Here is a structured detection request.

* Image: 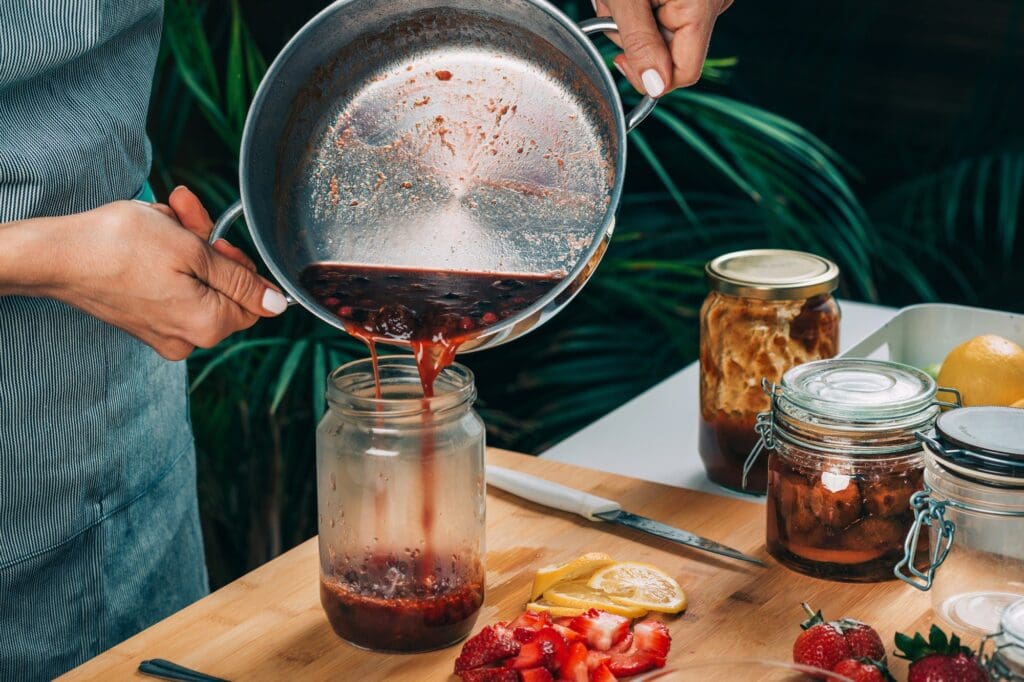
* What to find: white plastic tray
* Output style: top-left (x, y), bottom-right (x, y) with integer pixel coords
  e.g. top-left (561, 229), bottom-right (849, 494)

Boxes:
top-left (841, 303), bottom-right (1024, 367)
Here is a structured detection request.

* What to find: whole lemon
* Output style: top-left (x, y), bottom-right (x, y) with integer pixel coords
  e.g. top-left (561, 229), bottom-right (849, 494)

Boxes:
top-left (937, 334), bottom-right (1024, 407)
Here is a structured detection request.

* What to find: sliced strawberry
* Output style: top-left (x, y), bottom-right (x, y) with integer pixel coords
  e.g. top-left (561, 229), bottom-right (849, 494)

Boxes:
top-left (507, 628), bottom-right (567, 671)
top-left (592, 663), bottom-right (619, 682)
top-left (554, 617), bottom-right (576, 627)
top-left (632, 620), bottom-right (671, 660)
top-left (608, 633), bottom-right (633, 654)
top-left (586, 650), bottom-right (611, 671)
top-left (606, 650), bottom-right (663, 677)
top-left (457, 667), bottom-right (519, 682)
top-left (511, 611), bottom-right (553, 643)
top-left (517, 668), bottom-right (554, 682)
top-left (511, 611), bottom-right (552, 631)
top-left (552, 623), bottom-right (584, 644)
top-left (568, 609), bottom-right (630, 651)
top-left (559, 642), bottom-right (589, 682)
top-left (455, 624), bottom-right (521, 673)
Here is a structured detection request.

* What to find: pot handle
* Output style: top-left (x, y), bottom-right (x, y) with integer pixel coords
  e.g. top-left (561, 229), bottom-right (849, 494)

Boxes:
top-left (578, 17), bottom-right (658, 132)
top-left (211, 200), bottom-right (296, 306)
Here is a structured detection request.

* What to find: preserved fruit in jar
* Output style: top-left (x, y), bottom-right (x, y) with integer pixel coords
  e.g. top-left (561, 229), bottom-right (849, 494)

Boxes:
top-left (756, 359), bottom-right (941, 582)
top-left (699, 250), bottom-right (840, 493)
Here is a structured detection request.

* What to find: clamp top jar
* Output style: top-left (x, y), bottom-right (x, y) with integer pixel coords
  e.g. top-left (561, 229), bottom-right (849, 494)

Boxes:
top-left (699, 249), bottom-right (840, 493)
top-left (897, 406), bottom-right (1024, 636)
top-left (754, 358), bottom-right (951, 582)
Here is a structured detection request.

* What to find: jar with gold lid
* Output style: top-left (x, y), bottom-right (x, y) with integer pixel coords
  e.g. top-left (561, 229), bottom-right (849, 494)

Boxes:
top-left (699, 249), bottom-right (840, 493)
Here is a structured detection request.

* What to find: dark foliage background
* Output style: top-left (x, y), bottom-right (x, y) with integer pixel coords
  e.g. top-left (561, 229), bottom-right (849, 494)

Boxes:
top-left (150, 0), bottom-right (1024, 586)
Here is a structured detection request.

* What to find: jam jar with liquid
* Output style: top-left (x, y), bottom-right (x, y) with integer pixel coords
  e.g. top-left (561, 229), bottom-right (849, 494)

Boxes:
top-left (897, 407), bottom-right (1024, 636)
top-left (699, 249), bottom-right (840, 493)
top-left (317, 356), bottom-right (485, 652)
top-left (754, 359), bottom-right (943, 582)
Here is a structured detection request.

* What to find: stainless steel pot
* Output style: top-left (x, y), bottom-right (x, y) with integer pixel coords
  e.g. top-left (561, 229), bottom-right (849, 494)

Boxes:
top-left (213, 0), bottom-right (654, 352)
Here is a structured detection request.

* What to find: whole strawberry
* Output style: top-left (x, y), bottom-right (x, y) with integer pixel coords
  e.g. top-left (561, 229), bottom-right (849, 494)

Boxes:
top-left (895, 625), bottom-right (988, 682)
top-left (838, 619), bottom-right (886, 661)
top-left (793, 610), bottom-right (851, 674)
top-left (792, 603), bottom-right (889, 673)
top-left (832, 658), bottom-right (895, 682)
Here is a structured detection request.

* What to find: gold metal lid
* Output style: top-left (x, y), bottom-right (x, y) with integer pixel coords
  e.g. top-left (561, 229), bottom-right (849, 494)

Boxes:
top-left (705, 249), bottom-right (840, 300)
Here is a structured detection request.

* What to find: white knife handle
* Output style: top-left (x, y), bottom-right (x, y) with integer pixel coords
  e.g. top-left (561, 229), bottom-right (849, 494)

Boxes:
top-left (486, 465), bottom-right (621, 521)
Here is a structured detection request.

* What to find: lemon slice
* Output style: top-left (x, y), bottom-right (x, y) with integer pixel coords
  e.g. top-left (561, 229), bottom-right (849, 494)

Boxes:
top-left (587, 562), bottom-right (687, 614)
top-left (525, 601), bottom-right (587, 618)
top-left (543, 581), bottom-right (648, 618)
top-left (530, 552), bottom-right (615, 600)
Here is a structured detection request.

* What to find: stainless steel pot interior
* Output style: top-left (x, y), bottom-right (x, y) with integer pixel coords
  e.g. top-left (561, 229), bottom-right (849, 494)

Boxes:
top-left (238, 0), bottom-right (629, 351)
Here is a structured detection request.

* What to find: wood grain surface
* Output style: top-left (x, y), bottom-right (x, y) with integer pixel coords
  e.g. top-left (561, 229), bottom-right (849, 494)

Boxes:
top-left (62, 449), bottom-right (947, 681)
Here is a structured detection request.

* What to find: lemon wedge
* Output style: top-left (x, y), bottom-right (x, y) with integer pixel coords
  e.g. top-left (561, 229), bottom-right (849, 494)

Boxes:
top-left (587, 562), bottom-right (687, 614)
top-left (525, 601), bottom-right (587, 618)
top-left (530, 552), bottom-right (615, 601)
top-left (542, 581), bottom-right (648, 618)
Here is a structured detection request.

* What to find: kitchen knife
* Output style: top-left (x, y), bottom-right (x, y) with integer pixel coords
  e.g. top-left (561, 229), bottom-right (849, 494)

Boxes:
top-left (486, 465), bottom-right (765, 567)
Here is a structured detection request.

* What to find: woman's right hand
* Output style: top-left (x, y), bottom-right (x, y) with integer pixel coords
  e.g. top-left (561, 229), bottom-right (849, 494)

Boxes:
top-left (6, 198), bottom-right (287, 360)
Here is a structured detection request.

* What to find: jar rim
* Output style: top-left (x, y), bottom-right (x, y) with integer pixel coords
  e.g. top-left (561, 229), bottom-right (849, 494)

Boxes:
top-left (326, 355), bottom-right (476, 417)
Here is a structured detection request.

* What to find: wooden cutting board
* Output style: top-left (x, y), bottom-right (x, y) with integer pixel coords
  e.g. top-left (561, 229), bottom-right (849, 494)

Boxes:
top-left (62, 449), bottom-right (947, 681)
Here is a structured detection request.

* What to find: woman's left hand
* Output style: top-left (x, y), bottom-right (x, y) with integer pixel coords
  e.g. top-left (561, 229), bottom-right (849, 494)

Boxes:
top-left (593, 0), bottom-right (733, 97)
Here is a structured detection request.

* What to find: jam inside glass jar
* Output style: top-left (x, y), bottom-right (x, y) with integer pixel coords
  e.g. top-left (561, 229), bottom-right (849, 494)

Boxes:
top-left (700, 250), bottom-right (840, 493)
top-left (317, 357), bottom-right (485, 651)
top-left (756, 359), bottom-right (940, 582)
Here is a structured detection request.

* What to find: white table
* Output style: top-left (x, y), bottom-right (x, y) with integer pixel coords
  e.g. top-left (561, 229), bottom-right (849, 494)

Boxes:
top-left (541, 300), bottom-right (898, 499)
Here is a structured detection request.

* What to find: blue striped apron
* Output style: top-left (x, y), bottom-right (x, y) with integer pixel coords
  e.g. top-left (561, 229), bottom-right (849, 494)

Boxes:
top-left (0, 2), bottom-right (208, 678)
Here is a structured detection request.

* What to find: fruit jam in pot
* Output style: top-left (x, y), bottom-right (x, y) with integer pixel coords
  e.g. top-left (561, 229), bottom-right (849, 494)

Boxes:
top-left (754, 359), bottom-right (943, 581)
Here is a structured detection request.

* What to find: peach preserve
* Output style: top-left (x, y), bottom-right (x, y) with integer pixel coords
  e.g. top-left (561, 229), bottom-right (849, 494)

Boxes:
top-left (699, 250), bottom-right (840, 493)
top-left (755, 359), bottom-right (939, 582)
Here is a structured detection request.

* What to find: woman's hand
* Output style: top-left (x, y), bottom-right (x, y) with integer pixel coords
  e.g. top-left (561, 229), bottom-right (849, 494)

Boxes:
top-left (1, 195), bottom-right (287, 360)
top-left (593, 0), bottom-right (733, 96)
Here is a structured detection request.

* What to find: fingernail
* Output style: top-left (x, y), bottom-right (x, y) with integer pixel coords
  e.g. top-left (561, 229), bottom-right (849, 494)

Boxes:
top-left (612, 61), bottom-right (625, 77)
top-left (641, 69), bottom-right (665, 97)
top-left (262, 289), bottom-right (288, 315)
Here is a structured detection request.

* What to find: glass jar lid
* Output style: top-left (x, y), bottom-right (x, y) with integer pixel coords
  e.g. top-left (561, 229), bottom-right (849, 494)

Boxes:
top-left (928, 407), bottom-right (1024, 484)
top-left (781, 358), bottom-right (937, 421)
top-left (705, 249), bottom-right (839, 300)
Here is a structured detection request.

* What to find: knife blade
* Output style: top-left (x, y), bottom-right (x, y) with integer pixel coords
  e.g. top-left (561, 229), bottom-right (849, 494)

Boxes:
top-left (486, 465), bottom-right (764, 567)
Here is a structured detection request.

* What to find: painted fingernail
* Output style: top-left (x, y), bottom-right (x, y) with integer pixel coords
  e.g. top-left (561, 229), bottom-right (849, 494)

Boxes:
top-left (262, 289), bottom-right (288, 315)
top-left (641, 69), bottom-right (665, 97)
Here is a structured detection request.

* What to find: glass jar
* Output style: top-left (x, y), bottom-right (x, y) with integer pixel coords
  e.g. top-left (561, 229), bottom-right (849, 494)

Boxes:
top-left (753, 358), bottom-right (944, 581)
top-left (317, 356), bottom-right (486, 652)
top-left (896, 407), bottom-right (1024, 636)
top-left (982, 597), bottom-right (1024, 680)
top-left (700, 249), bottom-right (840, 493)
